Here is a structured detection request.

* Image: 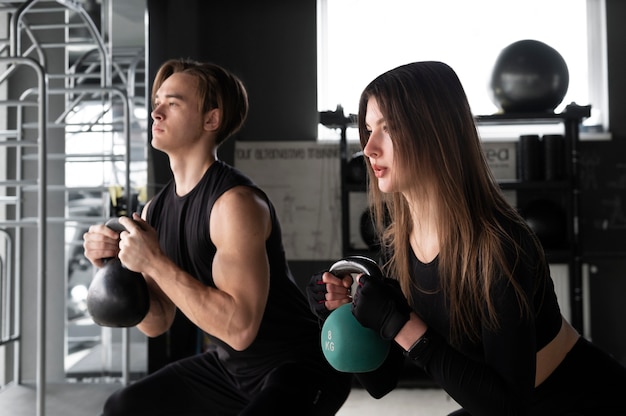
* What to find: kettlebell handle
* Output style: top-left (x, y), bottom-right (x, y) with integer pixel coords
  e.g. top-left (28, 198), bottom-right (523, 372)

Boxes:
top-left (105, 217), bottom-right (128, 233)
top-left (329, 255), bottom-right (383, 281)
top-left (102, 217), bottom-right (133, 266)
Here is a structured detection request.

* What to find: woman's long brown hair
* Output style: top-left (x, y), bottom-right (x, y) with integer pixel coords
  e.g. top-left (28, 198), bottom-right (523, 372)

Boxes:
top-left (357, 61), bottom-right (533, 344)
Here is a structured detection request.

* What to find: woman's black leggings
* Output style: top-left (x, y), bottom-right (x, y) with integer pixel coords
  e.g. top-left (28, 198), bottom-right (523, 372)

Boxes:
top-left (448, 337), bottom-right (626, 416)
top-left (102, 351), bottom-right (352, 416)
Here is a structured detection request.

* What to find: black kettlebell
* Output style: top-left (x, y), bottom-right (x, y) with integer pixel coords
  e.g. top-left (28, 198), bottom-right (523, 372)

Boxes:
top-left (86, 217), bottom-right (150, 327)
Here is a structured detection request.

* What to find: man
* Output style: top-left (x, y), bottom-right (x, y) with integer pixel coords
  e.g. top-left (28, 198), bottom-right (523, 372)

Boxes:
top-left (84, 58), bottom-right (351, 415)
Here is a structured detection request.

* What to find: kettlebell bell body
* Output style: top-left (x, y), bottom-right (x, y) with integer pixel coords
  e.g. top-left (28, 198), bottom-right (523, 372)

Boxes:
top-left (87, 257), bottom-right (150, 327)
top-left (321, 255), bottom-right (390, 373)
top-left (86, 217), bottom-right (150, 327)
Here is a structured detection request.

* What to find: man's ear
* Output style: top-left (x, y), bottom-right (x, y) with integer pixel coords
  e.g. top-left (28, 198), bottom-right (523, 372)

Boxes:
top-left (204, 108), bottom-right (221, 132)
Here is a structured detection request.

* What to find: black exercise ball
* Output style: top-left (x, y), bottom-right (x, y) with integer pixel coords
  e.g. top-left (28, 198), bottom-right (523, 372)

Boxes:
top-left (87, 257), bottom-right (150, 328)
top-left (346, 151), bottom-right (367, 185)
top-left (521, 199), bottom-right (567, 249)
top-left (490, 39), bottom-right (569, 113)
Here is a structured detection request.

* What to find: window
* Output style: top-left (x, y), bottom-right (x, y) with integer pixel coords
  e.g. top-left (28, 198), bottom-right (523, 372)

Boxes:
top-left (317, 0), bottom-right (608, 139)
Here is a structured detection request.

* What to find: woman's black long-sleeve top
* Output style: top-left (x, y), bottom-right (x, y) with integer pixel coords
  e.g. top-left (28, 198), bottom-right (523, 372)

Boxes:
top-left (355, 216), bottom-right (563, 416)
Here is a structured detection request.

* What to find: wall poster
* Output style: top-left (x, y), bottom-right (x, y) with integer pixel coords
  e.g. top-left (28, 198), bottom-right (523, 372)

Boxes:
top-left (234, 140), bottom-right (361, 261)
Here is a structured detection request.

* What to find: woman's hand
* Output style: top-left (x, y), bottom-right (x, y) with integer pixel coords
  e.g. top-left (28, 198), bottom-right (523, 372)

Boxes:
top-left (352, 275), bottom-right (412, 340)
top-left (306, 270), bottom-right (353, 320)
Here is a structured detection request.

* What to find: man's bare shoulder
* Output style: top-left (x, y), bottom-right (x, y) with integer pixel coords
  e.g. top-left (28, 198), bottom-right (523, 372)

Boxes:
top-left (213, 186), bottom-right (269, 221)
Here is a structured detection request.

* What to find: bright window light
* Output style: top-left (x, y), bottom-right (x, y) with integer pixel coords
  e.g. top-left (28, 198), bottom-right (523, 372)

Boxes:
top-left (317, 0), bottom-right (607, 138)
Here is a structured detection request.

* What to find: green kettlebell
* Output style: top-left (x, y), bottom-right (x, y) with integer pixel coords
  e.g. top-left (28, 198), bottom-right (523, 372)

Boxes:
top-left (86, 217), bottom-right (150, 327)
top-left (321, 256), bottom-right (391, 373)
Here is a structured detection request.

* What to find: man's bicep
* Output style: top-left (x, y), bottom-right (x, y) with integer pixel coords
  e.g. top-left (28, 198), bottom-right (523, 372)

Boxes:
top-left (210, 189), bottom-right (271, 307)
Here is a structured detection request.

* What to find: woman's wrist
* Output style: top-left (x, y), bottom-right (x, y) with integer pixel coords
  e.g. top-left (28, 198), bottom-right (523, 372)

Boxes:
top-left (394, 312), bottom-right (428, 351)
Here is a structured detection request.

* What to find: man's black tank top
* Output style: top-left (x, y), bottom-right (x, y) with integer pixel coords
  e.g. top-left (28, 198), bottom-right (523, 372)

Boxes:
top-left (146, 160), bottom-right (322, 381)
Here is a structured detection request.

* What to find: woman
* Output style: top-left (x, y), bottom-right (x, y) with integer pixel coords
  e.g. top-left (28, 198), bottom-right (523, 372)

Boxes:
top-left (307, 61), bottom-right (626, 415)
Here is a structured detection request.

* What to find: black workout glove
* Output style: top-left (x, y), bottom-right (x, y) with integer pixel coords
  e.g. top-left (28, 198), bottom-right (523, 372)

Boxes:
top-left (306, 270), bottom-right (331, 321)
top-left (352, 275), bottom-right (412, 340)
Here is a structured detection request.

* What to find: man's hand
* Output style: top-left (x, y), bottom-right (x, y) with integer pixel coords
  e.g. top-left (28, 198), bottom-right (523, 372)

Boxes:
top-left (83, 223), bottom-right (122, 268)
top-left (117, 213), bottom-right (163, 274)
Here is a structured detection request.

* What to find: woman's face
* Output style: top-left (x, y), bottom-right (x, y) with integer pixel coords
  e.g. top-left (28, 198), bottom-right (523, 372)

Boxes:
top-left (363, 96), bottom-right (400, 194)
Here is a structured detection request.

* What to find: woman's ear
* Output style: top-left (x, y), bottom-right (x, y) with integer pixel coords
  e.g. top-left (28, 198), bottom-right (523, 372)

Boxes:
top-left (204, 108), bottom-right (221, 132)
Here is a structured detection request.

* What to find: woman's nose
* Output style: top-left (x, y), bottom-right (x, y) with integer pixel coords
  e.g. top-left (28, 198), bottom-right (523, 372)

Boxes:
top-left (363, 136), bottom-right (378, 158)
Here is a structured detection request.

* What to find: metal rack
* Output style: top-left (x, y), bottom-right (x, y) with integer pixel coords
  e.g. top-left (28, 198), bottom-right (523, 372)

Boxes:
top-left (0, 1), bottom-right (147, 415)
top-left (0, 54), bottom-right (48, 415)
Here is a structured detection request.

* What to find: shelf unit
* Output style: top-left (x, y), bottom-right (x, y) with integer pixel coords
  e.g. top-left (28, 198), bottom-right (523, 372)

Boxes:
top-left (334, 103), bottom-right (591, 333)
top-left (320, 108), bottom-right (373, 258)
top-left (476, 103), bottom-right (591, 332)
